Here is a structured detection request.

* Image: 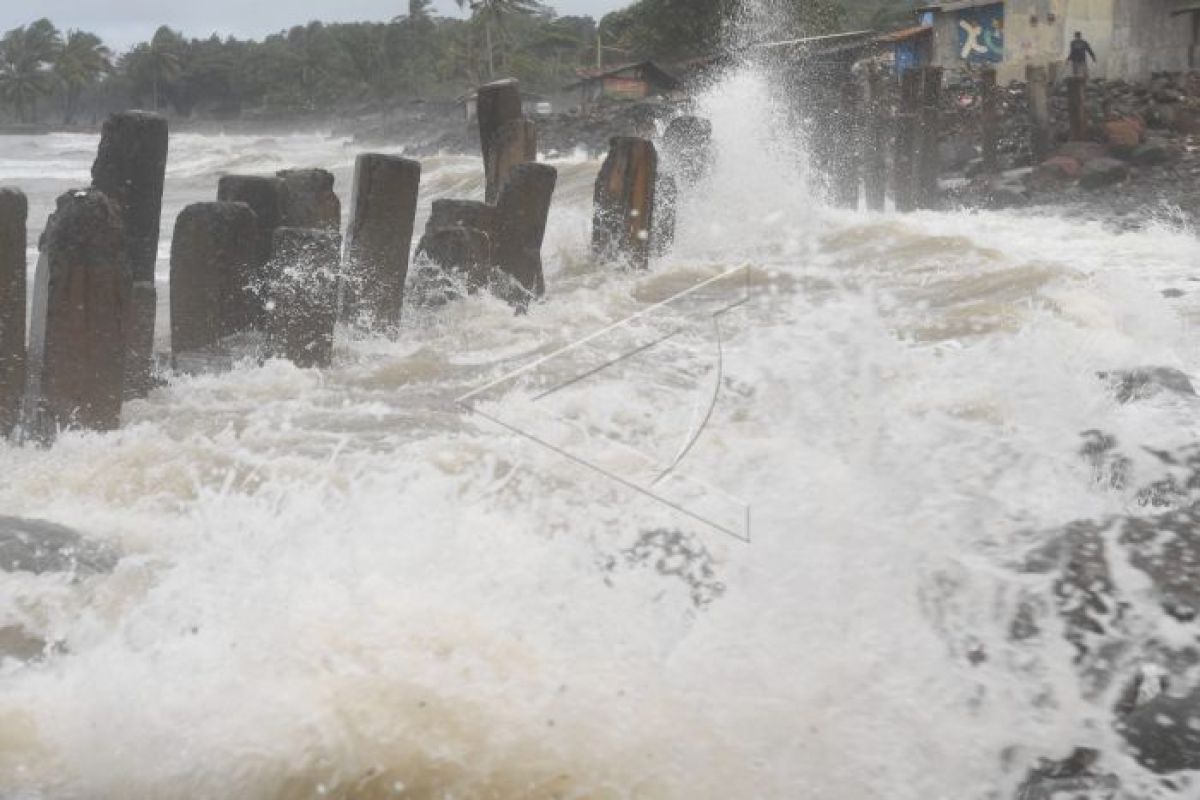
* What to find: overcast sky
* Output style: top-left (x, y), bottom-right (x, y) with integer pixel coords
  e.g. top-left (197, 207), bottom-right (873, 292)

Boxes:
top-left (0, 0), bottom-right (629, 52)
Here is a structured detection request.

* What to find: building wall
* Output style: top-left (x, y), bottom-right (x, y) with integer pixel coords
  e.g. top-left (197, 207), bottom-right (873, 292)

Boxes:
top-left (1107, 0), bottom-right (1190, 78)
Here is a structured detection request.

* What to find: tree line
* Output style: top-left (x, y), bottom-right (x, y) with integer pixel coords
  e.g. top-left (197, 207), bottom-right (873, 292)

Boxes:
top-left (0, 0), bottom-right (918, 125)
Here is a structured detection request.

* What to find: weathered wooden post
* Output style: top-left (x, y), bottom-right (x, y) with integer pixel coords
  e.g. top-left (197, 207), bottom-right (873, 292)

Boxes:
top-left (477, 79), bottom-right (534, 203)
top-left (1067, 76), bottom-right (1088, 141)
top-left (343, 154), bottom-right (421, 327)
top-left (276, 168), bottom-right (340, 231)
top-left (980, 67), bottom-right (999, 173)
top-left (652, 173), bottom-right (678, 256)
top-left (829, 77), bottom-right (861, 208)
top-left (918, 66), bottom-right (943, 209)
top-left (593, 136), bottom-right (657, 270)
top-left (493, 162), bottom-right (557, 305)
top-left (90, 111), bottom-right (168, 400)
top-left (0, 188), bottom-right (25, 437)
top-left (264, 227), bottom-right (340, 369)
top-left (894, 68), bottom-right (921, 213)
top-left (864, 65), bottom-right (888, 212)
top-left (217, 174), bottom-right (287, 328)
top-left (169, 202), bottom-right (258, 357)
top-left (27, 190), bottom-right (129, 434)
top-left (1026, 64), bottom-right (1051, 162)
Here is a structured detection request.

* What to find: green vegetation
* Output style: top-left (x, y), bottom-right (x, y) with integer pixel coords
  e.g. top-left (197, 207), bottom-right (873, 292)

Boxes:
top-left (0, 1), bottom-right (920, 125)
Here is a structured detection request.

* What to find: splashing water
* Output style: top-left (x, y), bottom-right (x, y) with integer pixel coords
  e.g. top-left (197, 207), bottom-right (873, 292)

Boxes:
top-left (2, 27), bottom-right (1200, 800)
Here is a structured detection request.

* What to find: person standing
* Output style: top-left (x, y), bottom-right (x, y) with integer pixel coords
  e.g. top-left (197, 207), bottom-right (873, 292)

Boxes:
top-left (1067, 31), bottom-right (1097, 78)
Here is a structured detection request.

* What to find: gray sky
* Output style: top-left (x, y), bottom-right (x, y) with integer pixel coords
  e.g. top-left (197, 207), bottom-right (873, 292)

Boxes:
top-left (0, 0), bottom-right (629, 52)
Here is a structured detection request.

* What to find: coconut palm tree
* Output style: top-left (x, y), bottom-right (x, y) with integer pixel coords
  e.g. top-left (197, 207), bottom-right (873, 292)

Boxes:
top-left (454, 0), bottom-right (545, 80)
top-left (54, 30), bottom-right (111, 124)
top-left (0, 20), bottom-right (59, 122)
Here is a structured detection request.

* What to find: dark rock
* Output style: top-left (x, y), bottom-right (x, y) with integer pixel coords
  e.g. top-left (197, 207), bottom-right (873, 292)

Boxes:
top-left (1131, 140), bottom-right (1173, 166)
top-left (1099, 366), bottom-right (1195, 403)
top-left (0, 515), bottom-right (119, 575)
top-left (1078, 157), bottom-right (1129, 190)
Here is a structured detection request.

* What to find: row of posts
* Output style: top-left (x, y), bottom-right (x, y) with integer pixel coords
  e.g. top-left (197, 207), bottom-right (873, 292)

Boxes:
top-left (822, 63), bottom-right (1092, 211)
top-left (0, 79), bottom-right (699, 443)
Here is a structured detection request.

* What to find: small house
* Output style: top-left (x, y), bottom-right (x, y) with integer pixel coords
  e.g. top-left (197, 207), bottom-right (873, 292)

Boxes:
top-left (564, 62), bottom-right (681, 111)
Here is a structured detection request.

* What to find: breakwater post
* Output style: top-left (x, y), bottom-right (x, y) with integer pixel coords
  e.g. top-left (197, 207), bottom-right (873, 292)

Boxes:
top-left (264, 227), bottom-right (340, 369)
top-left (169, 202), bottom-right (258, 358)
top-left (0, 189), bottom-right (25, 437)
top-left (1027, 64), bottom-right (1051, 162)
top-left (593, 136), bottom-right (657, 270)
top-left (894, 68), bottom-right (921, 213)
top-left (918, 66), bottom-right (943, 209)
top-left (277, 168), bottom-right (341, 231)
top-left (864, 65), bottom-right (888, 212)
top-left (478, 79), bottom-right (536, 203)
top-left (493, 162), bottom-right (556, 304)
top-left (217, 174), bottom-right (287, 329)
top-left (343, 154), bottom-right (421, 328)
top-left (980, 67), bottom-right (999, 173)
top-left (90, 111), bottom-right (168, 400)
top-left (27, 190), bottom-right (130, 435)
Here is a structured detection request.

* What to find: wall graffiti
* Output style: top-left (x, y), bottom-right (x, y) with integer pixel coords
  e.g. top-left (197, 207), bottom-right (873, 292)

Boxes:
top-left (957, 3), bottom-right (1004, 63)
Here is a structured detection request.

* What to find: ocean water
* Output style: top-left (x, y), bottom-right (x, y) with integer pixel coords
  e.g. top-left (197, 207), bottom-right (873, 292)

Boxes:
top-left (1, 65), bottom-right (1199, 799)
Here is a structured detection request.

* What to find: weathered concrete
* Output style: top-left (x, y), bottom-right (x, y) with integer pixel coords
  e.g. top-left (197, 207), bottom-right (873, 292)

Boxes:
top-left (893, 69), bottom-right (921, 213)
top-left (662, 116), bottom-right (714, 187)
top-left (918, 67), bottom-right (943, 209)
top-left (27, 190), bottom-right (130, 433)
top-left (264, 227), bottom-right (340, 368)
top-left (217, 174), bottom-right (287, 327)
top-left (276, 168), bottom-right (340, 231)
top-left (1027, 64), bottom-right (1051, 162)
top-left (90, 111), bottom-right (168, 399)
top-left (980, 67), bottom-right (998, 173)
top-left (169, 202), bottom-right (259, 356)
top-left (0, 188), bottom-right (26, 437)
top-left (343, 154), bottom-right (421, 327)
top-left (493, 162), bottom-right (556, 305)
top-left (477, 79), bottom-right (524, 201)
top-left (592, 136), bottom-right (657, 270)
top-left (485, 118), bottom-right (537, 204)
top-left (413, 227), bottom-right (492, 302)
top-left (864, 66), bottom-right (887, 211)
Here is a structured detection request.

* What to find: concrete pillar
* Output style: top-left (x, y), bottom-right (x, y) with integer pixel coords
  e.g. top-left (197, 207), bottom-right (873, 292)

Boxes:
top-left (1067, 76), bottom-right (1088, 141)
top-left (276, 168), bottom-right (340, 231)
top-left (652, 173), bottom-right (678, 257)
top-left (90, 111), bottom-right (168, 399)
top-left (864, 66), bottom-right (887, 212)
top-left (264, 227), bottom-right (340, 369)
top-left (918, 66), bottom-right (943, 209)
top-left (894, 68), bottom-right (921, 213)
top-left (485, 118), bottom-right (536, 204)
top-left (493, 162), bottom-right (556, 306)
top-left (1027, 64), bottom-right (1051, 162)
top-left (662, 116), bottom-right (713, 187)
top-left (477, 79), bottom-right (524, 201)
top-left (343, 154), bottom-right (421, 328)
top-left (169, 202), bottom-right (258, 357)
top-left (0, 189), bottom-right (25, 437)
top-left (592, 136), bottom-right (657, 270)
top-left (27, 190), bottom-right (130, 434)
top-left (414, 200), bottom-right (496, 297)
top-left (217, 174), bottom-right (287, 328)
top-left (980, 67), bottom-right (999, 173)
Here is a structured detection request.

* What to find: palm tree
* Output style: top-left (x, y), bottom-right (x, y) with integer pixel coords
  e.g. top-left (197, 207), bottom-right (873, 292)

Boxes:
top-left (454, 0), bottom-right (545, 80)
top-left (54, 30), bottom-right (111, 124)
top-left (0, 20), bottom-right (59, 122)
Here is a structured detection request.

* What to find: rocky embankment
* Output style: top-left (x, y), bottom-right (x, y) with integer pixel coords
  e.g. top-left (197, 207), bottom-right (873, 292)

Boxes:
top-left (944, 72), bottom-right (1200, 225)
